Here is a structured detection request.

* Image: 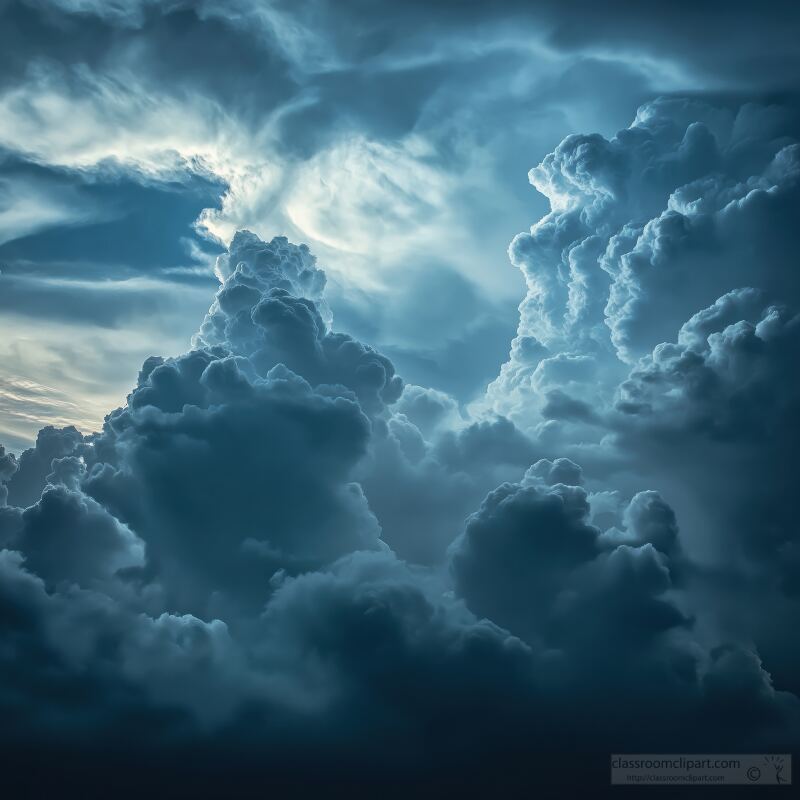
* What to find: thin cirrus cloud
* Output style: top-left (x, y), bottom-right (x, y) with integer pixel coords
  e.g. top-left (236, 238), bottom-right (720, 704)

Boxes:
top-left (0, 373), bottom-right (86, 449)
top-left (0, 173), bottom-right (112, 245)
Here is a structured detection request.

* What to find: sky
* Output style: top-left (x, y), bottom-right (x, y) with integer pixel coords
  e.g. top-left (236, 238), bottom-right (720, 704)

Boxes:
top-left (1, 0), bottom-right (800, 795)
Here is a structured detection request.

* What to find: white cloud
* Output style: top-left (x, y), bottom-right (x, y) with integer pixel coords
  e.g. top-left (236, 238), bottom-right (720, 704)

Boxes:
top-left (0, 61), bottom-right (266, 183)
top-left (26, 0), bottom-right (172, 26)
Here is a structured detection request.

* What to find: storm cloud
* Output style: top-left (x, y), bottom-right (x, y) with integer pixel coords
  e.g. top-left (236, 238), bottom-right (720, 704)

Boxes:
top-left (3, 200), bottom-right (800, 794)
top-left (2, 1), bottom-right (800, 796)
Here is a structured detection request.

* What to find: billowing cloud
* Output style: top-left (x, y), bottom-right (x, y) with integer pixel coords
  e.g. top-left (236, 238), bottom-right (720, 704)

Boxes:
top-left (4, 424), bottom-right (82, 508)
top-left (481, 94), bottom-right (800, 700)
top-left (487, 98), bottom-right (800, 429)
top-left (2, 1), bottom-right (800, 792)
top-left (2, 212), bottom-right (799, 792)
top-left (195, 231), bottom-right (402, 412)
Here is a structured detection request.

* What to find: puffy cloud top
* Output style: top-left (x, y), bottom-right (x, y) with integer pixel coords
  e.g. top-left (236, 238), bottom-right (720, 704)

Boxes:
top-left (195, 230), bottom-right (402, 414)
top-left (488, 98), bottom-right (800, 433)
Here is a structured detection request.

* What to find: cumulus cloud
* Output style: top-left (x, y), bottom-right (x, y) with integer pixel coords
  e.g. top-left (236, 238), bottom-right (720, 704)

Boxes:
top-left (486, 99), bottom-right (800, 459)
top-left (194, 231), bottom-right (402, 413)
top-left (87, 356), bottom-right (384, 615)
top-left (1, 208), bottom-right (799, 794)
top-left (2, 3), bottom-right (800, 785)
top-left (11, 478), bottom-right (145, 589)
top-left (610, 289), bottom-right (800, 685)
top-left (4, 424), bottom-right (82, 508)
top-left (479, 95), bottom-right (800, 701)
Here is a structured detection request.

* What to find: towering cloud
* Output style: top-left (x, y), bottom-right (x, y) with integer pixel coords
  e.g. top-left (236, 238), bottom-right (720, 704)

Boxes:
top-left (2, 95), bottom-right (800, 795)
top-left (483, 94), bottom-right (800, 697)
top-left (488, 98), bottom-right (800, 422)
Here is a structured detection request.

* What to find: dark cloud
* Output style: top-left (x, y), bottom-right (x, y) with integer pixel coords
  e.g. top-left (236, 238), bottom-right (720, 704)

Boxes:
top-left (4, 424), bottom-right (82, 507)
top-left (0, 443), bottom-right (17, 493)
top-left (11, 478), bottom-right (144, 589)
top-left (21, 0), bottom-right (800, 93)
top-left (0, 1), bottom-right (297, 109)
top-left (449, 477), bottom-right (600, 641)
top-left (486, 93), bottom-right (800, 706)
top-left (611, 290), bottom-right (800, 689)
top-left (535, 0), bottom-right (800, 90)
top-left (1, 0), bottom-right (800, 791)
top-left (86, 357), bottom-right (382, 615)
top-left (1, 223), bottom-right (800, 793)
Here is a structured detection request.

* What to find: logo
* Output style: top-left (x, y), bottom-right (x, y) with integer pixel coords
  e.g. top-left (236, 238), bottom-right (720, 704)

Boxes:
top-left (765, 755), bottom-right (787, 785)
